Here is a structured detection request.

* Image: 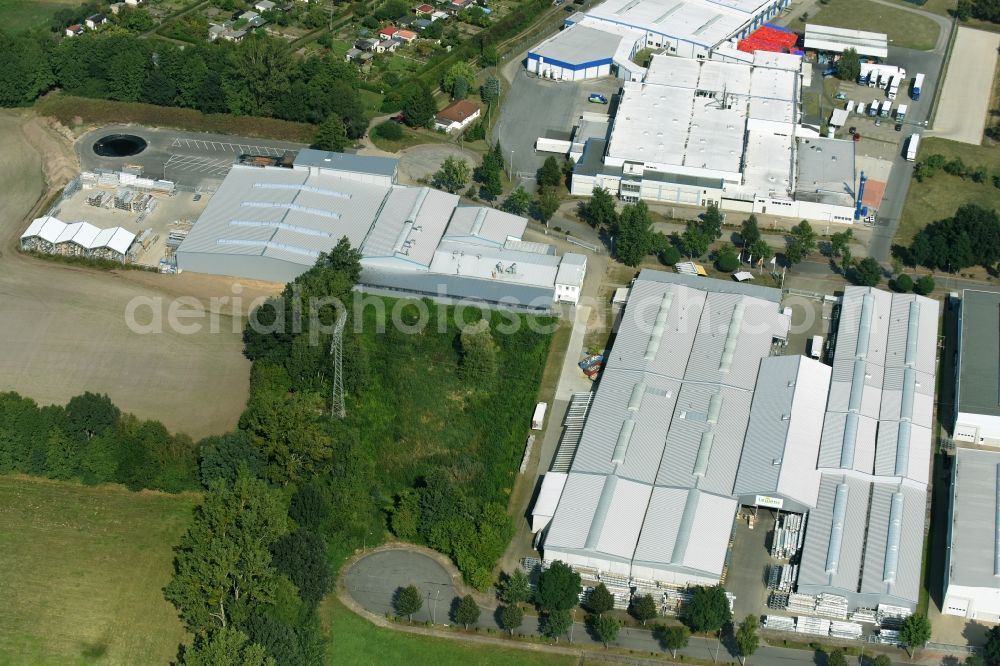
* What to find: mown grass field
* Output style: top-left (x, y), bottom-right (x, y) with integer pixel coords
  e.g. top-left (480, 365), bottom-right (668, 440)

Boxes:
top-left (0, 0), bottom-right (77, 33)
top-left (896, 137), bottom-right (1000, 245)
top-left (35, 93), bottom-right (317, 143)
top-left (797, 0), bottom-right (941, 50)
top-left (322, 596), bottom-right (576, 666)
top-left (0, 476), bottom-right (197, 665)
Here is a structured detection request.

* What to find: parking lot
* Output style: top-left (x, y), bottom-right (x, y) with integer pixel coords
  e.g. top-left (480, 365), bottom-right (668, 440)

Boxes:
top-left (77, 125), bottom-right (306, 188)
top-left (495, 69), bottom-right (620, 189)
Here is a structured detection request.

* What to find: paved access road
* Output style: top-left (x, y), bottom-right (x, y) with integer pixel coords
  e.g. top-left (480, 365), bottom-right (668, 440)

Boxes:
top-left (343, 546), bottom-right (952, 665)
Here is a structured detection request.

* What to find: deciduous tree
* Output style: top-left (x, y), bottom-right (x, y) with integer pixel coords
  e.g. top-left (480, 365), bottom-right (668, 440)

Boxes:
top-left (740, 214), bottom-right (761, 246)
top-left (536, 560), bottom-right (581, 612)
top-left (180, 627), bottom-right (274, 666)
top-left (454, 594), bottom-right (480, 629)
top-left (164, 473), bottom-right (290, 632)
top-left (579, 186), bottom-right (618, 231)
top-left (542, 608), bottom-right (572, 642)
top-left (785, 220), bottom-right (818, 266)
top-left (500, 604), bottom-right (524, 635)
top-left (735, 614), bottom-right (759, 664)
top-left (313, 114), bottom-right (349, 152)
top-left (655, 624), bottom-right (690, 658)
top-left (402, 83), bottom-right (436, 128)
top-left (682, 585), bottom-right (731, 634)
top-left (536, 187), bottom-right (560, 226)
top-left (536, 156), bottom-right (563, 189)
top-left (590, 613), bottom-right (620, 647)
top-left (914, 274), bottom-right (936, 295)
top-left (586, 583), bottom-right (614, 615)
top-left (499, 568), bottom-right (532, 605)
top-left (395, 585), bottom-right (423, 622)
top-left (835, 48), bottom-right (861, 81)
top-left (615, 200), bottom-right (653, 266)
top-left (900, 612), bottom-right (931, 657)
top-left (433, 156), bottom-right (471, 194)
top-left (630, 593), bottom-right (658, 626)
top-left (503, 186), bottom-right (532, 215)
top-left (851, 256), bottom-right (883, 286)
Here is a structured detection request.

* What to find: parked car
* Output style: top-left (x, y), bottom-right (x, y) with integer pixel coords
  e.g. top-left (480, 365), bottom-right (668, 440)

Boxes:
top-left (848, 126), bottom-right (857, 134)
top-left (588, 93), bottom-right (608, 104)
top-left (835, 91), bottom-right (847, 100)
top-left (894, 122), bottom-right (902, 131)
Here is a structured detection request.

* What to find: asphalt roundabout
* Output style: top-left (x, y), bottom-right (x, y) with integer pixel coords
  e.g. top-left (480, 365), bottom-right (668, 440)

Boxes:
top-left (343, 548), bottom-right (459, 624)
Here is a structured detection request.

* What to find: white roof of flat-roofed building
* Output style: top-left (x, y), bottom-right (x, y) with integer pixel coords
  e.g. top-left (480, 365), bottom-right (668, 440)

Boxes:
top-left (529, 23), bottom-right (624, 66)
top-left (584, 0), bottom-right (770, 49)
top-left (556, 253), bottom-right (587, 287)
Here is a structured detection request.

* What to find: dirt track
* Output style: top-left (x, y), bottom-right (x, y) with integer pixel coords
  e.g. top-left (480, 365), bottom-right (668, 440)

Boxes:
top-left (932, 27), bottom-right (1000, 145)
top-left (0, 111), bottom-right (272, 438)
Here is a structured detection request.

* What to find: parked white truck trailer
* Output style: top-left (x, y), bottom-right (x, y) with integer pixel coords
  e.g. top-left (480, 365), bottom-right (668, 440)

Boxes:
top-left (879, 100), bottom-right (892, 117)
top-left (896, 104), bottom-right (908, 121)
top-left (888, 76), bottom-right (900, 100)
top-left (906, 133), bottom-right (920, 161)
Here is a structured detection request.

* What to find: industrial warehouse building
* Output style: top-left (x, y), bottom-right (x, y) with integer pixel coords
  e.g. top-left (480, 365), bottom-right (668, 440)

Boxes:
top-left (527, 0), bottom-right (793, 80)
top-left (796, 287), bottom-right (938, 611)
top-left (953, 290), bottom-right (1000, 445)
top-left (943, 447), bottom-right (1000, 621)
top-left (534, 277), bottom-right (938, 612)
top-left (175, 149), bottom-right (586, 309)
top-left (943, 291), bottom-right (1000, 621)
top-left (566, 53), bottom-right (857, 223)
top-left (803, 24), bottom-right (888, 60)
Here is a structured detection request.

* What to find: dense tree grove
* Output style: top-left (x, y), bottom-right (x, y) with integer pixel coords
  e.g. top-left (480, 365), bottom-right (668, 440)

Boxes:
top-left (907, 204), bottom-right (1000, 271)
top-left (0, 390), bottom-right (198, 491)
top-left (0, 30), bottom-right (370, 137)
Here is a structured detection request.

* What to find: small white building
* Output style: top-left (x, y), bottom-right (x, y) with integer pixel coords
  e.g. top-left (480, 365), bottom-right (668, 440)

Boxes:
top-left (433, 100), bottom-right (481, 133)
top-left (65, 24), bottom-right (84, 37)
top-left (254, 0), bottom-right (277, 11)
top-left (554, 253), bottom-right (587, 305)
top-left (954, 290), bottom-right (1000, 445)
top-left (85, 13), bottom-right (108, 29)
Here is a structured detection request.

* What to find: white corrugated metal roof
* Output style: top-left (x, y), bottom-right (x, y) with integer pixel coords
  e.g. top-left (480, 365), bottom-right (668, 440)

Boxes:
top-left (21, 216), bottom-right (135, 255)
top-left (543, 270), bottom-right (789, 583)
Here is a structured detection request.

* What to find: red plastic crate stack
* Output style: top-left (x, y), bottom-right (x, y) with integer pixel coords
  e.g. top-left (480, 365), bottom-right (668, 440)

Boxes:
top-left (737, 24), bottom-right (799, 54)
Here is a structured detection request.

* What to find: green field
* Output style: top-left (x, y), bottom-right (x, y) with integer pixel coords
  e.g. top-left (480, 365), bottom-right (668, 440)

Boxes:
top-left (0, 0), bottom-right (77, 33)
top-left (798, 0), bottom-right (941, 50)
top-left (0, 476), bottom-right (197, 665)
top-left (322, 597), bottom-right (576, 666)
top-left (896, 137), bottom-right (1000, 245)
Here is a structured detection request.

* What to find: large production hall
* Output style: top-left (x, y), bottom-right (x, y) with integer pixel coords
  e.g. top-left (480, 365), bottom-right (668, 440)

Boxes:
top-left (532, 271), bottom-right (939, 633)
top-left (175, 149), bottom-right (586, 308)
top-left (567, 53), bottom-right (857, 223)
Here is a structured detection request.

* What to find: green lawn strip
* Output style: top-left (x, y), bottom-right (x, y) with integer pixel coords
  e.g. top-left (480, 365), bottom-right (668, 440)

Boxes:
top-left (0, 0), bottom-right (77, 33)
top-left (895, 137), bottom-right (1000, 245)
top-left (322, 592), bottom-right (575, 665)
top-left (797, 0), bottom-right (940, 50)
top-left (371, 125), bottom-right (454, 152)
top-left (0, 475), bottom-right (197, 665)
